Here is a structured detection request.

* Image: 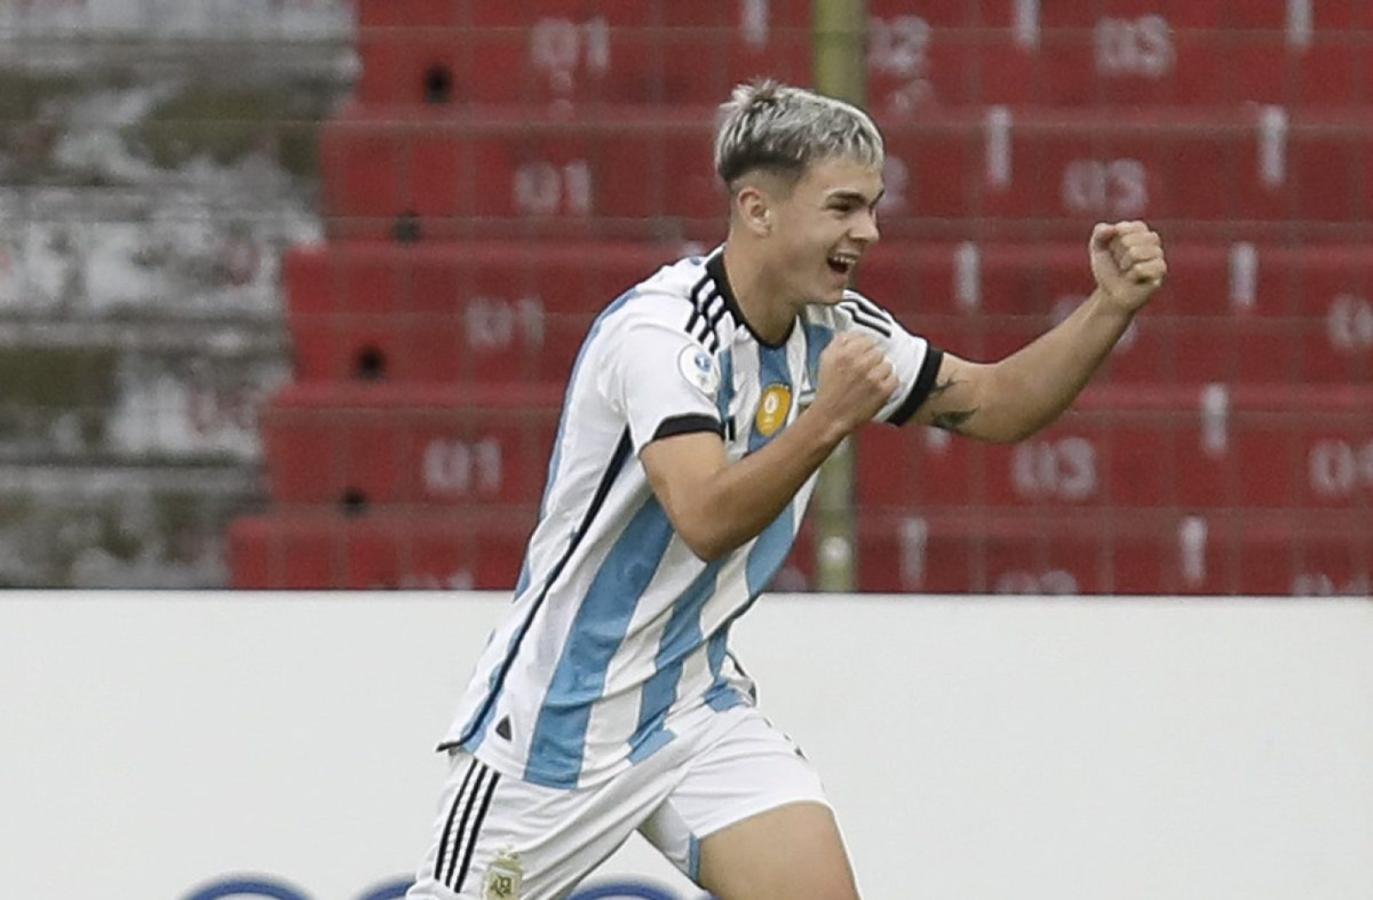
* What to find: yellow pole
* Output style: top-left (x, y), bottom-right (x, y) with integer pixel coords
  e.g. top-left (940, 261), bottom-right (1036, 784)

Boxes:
top-left (811, 0), bottom-right (867, 592)
top-left (813, 0), bottom-right (868, 106)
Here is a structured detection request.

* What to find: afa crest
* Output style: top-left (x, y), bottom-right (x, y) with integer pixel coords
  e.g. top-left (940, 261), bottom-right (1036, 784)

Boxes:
top-left (482, 849), bottom-right (523, 899)
top-left (754, 384), bottom-right (792, 438)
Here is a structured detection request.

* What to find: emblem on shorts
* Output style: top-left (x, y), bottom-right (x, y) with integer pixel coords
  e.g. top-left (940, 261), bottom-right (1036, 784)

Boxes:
top-left (677, 345), bottom-right (720, 397)
top-left (754, 384), bottom-right (792, 438)
top-left (482, 848), bottom-right (523, 899)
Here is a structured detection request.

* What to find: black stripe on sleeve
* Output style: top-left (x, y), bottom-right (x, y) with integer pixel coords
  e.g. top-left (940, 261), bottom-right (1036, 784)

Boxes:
top-left (703, 292), bottom-right (729, 350)
top-left (684, 272), bottom-right (711, 337)
top-left (840, 302), bottom-right (894, 338)
top-left (694, 291), bottom-right (723, 346)
top-left (454, 770), bottom-right (503, 893)
top-left (886, 346), bottom-right (946, 427)
top-left (651, 414), bottom-right (724, 443)
top-left (845, 294), bottom-right (894, 325)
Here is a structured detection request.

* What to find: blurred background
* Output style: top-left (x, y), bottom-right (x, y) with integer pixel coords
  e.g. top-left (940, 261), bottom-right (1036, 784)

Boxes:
top-left (1, 0), bottom-right (1369, 594)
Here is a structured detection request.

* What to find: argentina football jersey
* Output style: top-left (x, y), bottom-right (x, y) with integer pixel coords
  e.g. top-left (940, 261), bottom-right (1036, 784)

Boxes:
top-left (440, 248), bottom-right (943, 790)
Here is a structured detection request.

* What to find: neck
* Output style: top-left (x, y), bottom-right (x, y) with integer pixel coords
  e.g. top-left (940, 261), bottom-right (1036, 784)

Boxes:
top-left (721, 239), bottom-right (795, 346)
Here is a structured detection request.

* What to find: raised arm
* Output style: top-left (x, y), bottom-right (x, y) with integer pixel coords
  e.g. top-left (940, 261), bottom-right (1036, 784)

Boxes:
top-left (911, 220), bottom-right (1167, 443)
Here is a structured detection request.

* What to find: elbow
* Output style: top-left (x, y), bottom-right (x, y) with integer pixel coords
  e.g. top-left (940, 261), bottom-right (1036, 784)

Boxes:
top-left (672, 505), bottom-right (737, 561)
top-left (677, 525), bottom-right (733, 563)
top-left (995, 419), bottom-right (1045, 445)
top-left (979, 415), bottom-right (1052, 445)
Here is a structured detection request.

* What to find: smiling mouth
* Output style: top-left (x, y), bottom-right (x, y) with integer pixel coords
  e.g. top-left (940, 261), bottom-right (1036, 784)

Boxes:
top-left (827, 253), bottom-right (858, 277)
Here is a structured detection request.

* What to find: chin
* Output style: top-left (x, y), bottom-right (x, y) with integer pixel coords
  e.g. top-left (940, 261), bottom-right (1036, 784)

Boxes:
top-left (821, 280), bottom-right (849, 304)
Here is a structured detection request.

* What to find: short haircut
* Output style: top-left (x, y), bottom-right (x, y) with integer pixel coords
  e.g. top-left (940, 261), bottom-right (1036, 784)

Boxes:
top-left (714, 80), bottom-right (885, 189)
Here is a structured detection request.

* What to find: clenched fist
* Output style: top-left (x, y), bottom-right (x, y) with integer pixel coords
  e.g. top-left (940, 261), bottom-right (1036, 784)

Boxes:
top-left (810, 332), bottom-right (899, 436)
top-left (1090, 220), bottom-right (1167, 313)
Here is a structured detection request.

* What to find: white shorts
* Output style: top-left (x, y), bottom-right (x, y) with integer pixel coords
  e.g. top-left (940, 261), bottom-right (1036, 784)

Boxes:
top-left (404, 704), bottom-right (830, 900)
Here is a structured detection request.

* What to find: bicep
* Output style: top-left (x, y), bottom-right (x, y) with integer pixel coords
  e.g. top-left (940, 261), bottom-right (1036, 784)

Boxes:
top-left (639, 431), bottom-right (728, 538)
top-left (908, 351), bottom-right (997, 437)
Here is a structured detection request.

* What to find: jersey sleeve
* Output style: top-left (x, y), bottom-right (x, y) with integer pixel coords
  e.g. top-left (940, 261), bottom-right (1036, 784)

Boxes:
top-left (837, 291), bottom-right (945, 426)
top-left (597, 300), bottom-right (725, 454)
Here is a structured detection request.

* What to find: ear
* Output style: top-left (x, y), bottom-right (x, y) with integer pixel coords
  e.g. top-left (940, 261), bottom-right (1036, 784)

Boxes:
top-left (734, 184), bottom-right (773, 237)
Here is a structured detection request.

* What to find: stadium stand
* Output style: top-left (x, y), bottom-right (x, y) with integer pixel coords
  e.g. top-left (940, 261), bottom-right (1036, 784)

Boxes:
top-left (0, 1), bottom-right (354, 587)
top-left (231, 0), bottom-right (1371, 595)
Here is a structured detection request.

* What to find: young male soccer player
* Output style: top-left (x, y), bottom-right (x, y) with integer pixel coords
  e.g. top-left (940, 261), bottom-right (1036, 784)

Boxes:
top-left (405, 81), bottom-right (1166, 900)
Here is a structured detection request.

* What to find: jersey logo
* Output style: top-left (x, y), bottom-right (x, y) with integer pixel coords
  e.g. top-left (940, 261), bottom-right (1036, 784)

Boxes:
top-left (677, 345), bottom-right (720, 397)
top-left (754, 384), bottom-right (792, 438)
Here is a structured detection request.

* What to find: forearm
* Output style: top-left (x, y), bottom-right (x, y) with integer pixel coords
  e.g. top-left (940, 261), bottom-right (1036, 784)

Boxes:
top-left (983, 289), bottom-right (1134, 441)
top-left (668, 411), bottom-right (844, 560)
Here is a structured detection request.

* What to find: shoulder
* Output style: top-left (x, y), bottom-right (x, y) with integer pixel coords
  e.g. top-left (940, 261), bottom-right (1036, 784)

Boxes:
top-left (599, 253), bottom-right (709, 329)
top-left (604, 251), bottom-right (732, 351)
top-left (835, 290), bottom-right (897, 338)
top-left (802, 291), bottom-right (898, 339)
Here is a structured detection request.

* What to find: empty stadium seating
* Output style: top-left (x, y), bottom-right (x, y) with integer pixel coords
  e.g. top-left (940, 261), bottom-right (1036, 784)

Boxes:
top-left (283, 240), bottom-right (1373, 388)
top-left (260, 383), bottom-right (561, 508)
top-left (319, 103), bottom-right (1373, 240)
top-left (856, 385), bottom-right (1373, 512)
top-left (355, 18), bottom-right (811, 109)
top-left (283, 240), bottom-right (680, 384)
top-left (229, 508), bottom-right (536, 589)
top-left (231, 0), bottom-right (1372, 594)
top-left (867, 6), bottom-right (1373, 111)
top-left (229, 507), bottom-right (819, 591)
top-left (854, 510), bottom-right (1372, 596)
top-left (859, 241), bottom-right (1373, 386)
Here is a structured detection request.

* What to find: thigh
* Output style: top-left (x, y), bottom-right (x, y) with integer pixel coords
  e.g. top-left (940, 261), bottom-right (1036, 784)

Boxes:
top-left (699, 801), bottom-right (859, 900)
top-left (406, 751), bottom-right (672, 900)
top-left (639, 708), bottom-right (858, 900)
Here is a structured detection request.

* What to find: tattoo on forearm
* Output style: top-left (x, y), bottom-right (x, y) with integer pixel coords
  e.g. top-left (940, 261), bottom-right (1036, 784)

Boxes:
top-left (931, 408), bottom-right (978, 434)
top-left (928, 376), bottom-right (959, 398)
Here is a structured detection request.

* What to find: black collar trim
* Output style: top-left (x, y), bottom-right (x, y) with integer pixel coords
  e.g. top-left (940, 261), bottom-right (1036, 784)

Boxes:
top-left (705, 251), bottom-right (793, 349)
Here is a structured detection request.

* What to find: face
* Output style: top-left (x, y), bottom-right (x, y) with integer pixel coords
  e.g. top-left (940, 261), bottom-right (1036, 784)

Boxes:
top-left (762, 156), bottom-right (884, 305)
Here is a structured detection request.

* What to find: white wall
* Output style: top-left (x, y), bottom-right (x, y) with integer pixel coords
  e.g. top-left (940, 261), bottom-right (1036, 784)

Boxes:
top-left (2, 592), bottom-right (1371, 899)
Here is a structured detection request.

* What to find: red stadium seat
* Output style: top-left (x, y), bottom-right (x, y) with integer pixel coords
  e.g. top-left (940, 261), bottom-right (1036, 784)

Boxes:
top-left (229, 509), bottom-right (535, 590)
top-left (259, 383), bottom-right (562, 508)
top-left (854, 384), bottom-right (1373, 513)
top-left (319, 104), bottom-right (1373, 240)
top-left (283, 241), bottom-right (692, 385)
top-left (854, 511), bottom-right (1125, 595)
top-left (856, 241), bottom-right (1373, 386)
top-left (284, 241), bottom-right (674, 317)
top-left (880, 113), bottom-right (1373, 229)
top-left (319, 105), bottom-right (722, 234)
top-left (854, 509), bottom-right (1371, 596)
top-left (230, 508), bottom-right (815, 593)
top-left (866, 1), bottom-right (1372, 111)
top-left (355, 1), bottom-right (810, 109)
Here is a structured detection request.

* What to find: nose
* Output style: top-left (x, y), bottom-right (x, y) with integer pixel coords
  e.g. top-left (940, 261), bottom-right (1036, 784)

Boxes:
top-left (852, 208), bottom-right (880, 245)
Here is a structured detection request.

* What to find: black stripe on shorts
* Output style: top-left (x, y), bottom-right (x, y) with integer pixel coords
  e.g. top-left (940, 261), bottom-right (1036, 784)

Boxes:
top-left (453, 768), bottom-right (503, 893)
top-left (434, 756), bottom-right (480, 885)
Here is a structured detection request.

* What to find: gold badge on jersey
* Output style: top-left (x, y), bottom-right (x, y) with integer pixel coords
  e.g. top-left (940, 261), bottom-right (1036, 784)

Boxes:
top-left (754, 384), bottom-right (792, 438)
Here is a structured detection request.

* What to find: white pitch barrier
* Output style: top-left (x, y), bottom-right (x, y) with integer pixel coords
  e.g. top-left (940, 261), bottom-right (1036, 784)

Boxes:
top-left (2, 592), bottom-right (1370, 900)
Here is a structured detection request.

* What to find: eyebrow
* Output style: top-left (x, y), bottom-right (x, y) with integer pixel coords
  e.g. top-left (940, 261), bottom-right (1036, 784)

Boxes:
top-left (826, 188), bottom-right (885, 206)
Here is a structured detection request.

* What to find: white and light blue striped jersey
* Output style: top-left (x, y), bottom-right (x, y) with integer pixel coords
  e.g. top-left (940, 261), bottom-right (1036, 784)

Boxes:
top-left (440, 248), bottom-right (943, 790)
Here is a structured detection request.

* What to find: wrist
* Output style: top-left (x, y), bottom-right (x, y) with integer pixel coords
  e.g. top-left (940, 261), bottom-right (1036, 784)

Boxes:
top-left (795, 404), bottom-right (851, 452)
top-left (1089, 286), bottom-right (1142, 322)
